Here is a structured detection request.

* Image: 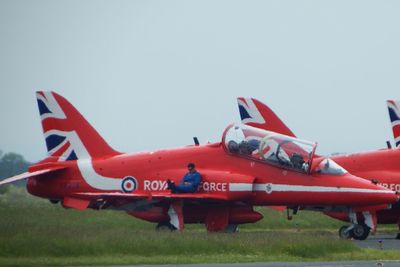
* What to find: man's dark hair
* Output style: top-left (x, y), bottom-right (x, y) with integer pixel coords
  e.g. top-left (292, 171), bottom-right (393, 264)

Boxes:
top-left (187, 163), bottom-right (195, 169)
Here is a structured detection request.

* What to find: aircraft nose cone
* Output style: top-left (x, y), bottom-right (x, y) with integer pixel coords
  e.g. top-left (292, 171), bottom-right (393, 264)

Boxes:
top-left (335, 174), bottom-right (398, 206)
top-left (361, 182), bottom-right (398, 205)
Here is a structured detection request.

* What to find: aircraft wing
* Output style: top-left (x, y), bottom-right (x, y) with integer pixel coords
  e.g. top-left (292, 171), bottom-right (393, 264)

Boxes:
top-left (73, 192), bottom-right (229, 201)
top-left (0, 166), bottom-right (66, 186)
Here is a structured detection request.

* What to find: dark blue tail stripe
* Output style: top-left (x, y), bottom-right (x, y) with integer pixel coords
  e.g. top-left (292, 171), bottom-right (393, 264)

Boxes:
top-left (66, 151), bottom-right (78, 161)
top-left (45, 134), bottom-right (66, 152)
top-left (37, 99), bottom-right (52, 116)
top-left (388, 107), bottom-right (400, 123)
top-left (239, 105), bottom-right (252, 120)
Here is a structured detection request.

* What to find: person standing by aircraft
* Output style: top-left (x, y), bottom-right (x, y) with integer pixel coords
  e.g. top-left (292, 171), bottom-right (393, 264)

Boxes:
top-left (167, 163), bottom-right (201, 193)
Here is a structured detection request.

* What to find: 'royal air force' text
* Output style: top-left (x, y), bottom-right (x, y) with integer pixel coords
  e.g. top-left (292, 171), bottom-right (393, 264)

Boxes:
top-left (143, 180), bottom-right (228, 192)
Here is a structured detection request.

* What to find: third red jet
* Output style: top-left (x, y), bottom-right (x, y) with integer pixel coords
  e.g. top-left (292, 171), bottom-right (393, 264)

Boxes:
top-left (238, 97), bottom-right (400, 240)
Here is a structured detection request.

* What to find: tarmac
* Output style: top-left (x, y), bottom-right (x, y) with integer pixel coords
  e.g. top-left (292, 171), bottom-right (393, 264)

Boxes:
top-left (128, 262), bottom-right (400, 267)
top-left (353, 234), bottom-right (400, 250)
top-left (95, 235), bottom-right (400, 267)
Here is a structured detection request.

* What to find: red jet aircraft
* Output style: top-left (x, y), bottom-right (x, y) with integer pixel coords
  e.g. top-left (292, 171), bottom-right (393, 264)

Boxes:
top-left (237, 97), bottom-right (400, 239)
top-left (0, 92), bottom-right (398, 232)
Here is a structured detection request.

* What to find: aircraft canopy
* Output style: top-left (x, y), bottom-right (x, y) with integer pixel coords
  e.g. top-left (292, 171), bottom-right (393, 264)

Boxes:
top-left (314, 158), bottom-right (347, 175)
top-left (223, 124), bottom-right (317, 173)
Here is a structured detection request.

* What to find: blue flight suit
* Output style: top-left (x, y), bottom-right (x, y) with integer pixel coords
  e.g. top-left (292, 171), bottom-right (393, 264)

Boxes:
top-left (174, 171), bottom-right (202, 193)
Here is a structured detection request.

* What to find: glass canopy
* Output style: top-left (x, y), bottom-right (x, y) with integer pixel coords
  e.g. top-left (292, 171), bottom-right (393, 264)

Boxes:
top-left (223, 124), bottom-right (317, 173)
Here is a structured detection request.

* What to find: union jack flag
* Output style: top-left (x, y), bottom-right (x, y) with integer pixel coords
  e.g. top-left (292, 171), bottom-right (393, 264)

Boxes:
top-left (387, 100), bottom-right (400, 147)
top-left (237, 97), bottom-right (266, 125)
top-left (36, 91), bottom-right (82, 161)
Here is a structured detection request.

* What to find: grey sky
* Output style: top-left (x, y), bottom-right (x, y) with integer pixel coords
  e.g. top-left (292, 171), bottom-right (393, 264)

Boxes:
top-left (1, 0), bottom-right (400, 162)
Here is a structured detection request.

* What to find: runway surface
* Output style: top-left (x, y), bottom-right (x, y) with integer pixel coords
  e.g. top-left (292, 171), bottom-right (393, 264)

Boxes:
top-left (101, 235), bottom-right (400, 267)
top-left (353, 234), bottom-right (400, 250)
top-left (130, 262), bottom-right (400, 267)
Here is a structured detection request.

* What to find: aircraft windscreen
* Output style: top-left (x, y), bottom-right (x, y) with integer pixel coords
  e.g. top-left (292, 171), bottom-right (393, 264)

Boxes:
top-left (314, 158), bottom-right (347, 176)
top-left (223, 124), bottom-right (317, 173)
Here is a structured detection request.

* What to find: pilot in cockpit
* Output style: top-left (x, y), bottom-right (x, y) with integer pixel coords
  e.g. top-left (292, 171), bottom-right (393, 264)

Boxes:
top-left (228, 140), bottom-right (259, 156)
top-left (290, 152), bottom-right (309, 172)
top-left (227, 140), bottom-right (240, 153)
top-left (290, 153), bottom-right (304, 168)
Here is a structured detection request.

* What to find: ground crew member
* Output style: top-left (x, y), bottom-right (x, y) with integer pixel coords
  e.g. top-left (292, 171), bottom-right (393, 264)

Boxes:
top-left (167, 163), bottom-right (201, 193)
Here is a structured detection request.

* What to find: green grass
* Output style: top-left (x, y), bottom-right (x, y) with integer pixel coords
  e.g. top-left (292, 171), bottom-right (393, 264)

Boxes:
top-left (0, 186), bottom-right (399, 266)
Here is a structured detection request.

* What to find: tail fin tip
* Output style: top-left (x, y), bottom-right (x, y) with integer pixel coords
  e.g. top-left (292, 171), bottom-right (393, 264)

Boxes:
top-left (237, 97), bottom-right (296, 137)
top-left (386, 100), bottom-right (400, 147)
top-left (36, 91), bottom-right (120, 161)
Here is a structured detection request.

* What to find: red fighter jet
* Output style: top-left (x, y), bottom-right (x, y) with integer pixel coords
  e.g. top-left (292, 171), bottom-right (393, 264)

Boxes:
top-left (0, 92), bottom-right (397, 233)
top-left (237, 97), bottom-right (400, 240)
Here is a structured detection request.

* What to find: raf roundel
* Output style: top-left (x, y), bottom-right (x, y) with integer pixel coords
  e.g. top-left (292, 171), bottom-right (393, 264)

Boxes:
top-left (121, 176), bottom-right (138, 193)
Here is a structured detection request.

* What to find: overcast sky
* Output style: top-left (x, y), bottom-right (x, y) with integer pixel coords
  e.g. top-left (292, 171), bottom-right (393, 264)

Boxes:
top-left (1, 0), bottom-right (400, 162)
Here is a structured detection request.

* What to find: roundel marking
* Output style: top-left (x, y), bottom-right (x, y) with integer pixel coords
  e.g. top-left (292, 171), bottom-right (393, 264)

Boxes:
top-left (121, 176), bottom-right (138, 193)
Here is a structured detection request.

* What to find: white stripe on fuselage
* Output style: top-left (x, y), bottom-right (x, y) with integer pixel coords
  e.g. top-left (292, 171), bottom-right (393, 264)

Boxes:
top-left (229, 183), bottom-right (253, 191)
top-left (77, 159), bottom-right (121, 191)
top-left (64, 131), bottom-right (122, 191)
top-left (229, 183), bottom-right (393, 194)
top-left (253, 183), bottom-right (393, 194)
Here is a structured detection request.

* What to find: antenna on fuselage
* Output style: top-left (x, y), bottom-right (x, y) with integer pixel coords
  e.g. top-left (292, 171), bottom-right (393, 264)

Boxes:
top-left (386, 141), bottom-right (392, 149)
top-left (193, 137), bottom-right (200, 146)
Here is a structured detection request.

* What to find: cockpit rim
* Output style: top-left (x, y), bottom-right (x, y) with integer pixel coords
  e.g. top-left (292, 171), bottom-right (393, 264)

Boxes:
top-left (221, 123), bottom-right (320, 174)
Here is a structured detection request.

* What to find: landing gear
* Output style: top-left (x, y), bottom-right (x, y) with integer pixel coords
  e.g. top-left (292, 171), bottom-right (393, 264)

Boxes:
top-left (49, 199), bottom-right (60, 204)
top-left (224, 224), bottom-right (239, 233)
top-left (395, 233), bottom-right (400, 240)
top-left (339, 225), bottom-right (352, 239)
top-left (351, 224), bottom-right (370, 240)
top-left (338, 224), bottom-right (370, 240)
top-left (156, 222), bottom-right (177, 231)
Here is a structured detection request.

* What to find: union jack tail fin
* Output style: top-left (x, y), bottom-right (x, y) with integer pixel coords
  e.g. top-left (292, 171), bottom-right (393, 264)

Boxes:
top-left (36, 91), bottom-right (120, 161)
top-left (387, 100), bottom-right (400, 147)
top-left (237, 97), bottom-right (296, 137)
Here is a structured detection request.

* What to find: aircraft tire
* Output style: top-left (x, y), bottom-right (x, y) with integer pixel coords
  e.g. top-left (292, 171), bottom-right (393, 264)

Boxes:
top-left (49, 199), bottom-right (60, 204)
top-left (224, 224), bottom-right (239, 233)
top-left (395, 233), bottom-right (400, 240)
top-left (350, 224), bottom-right (370, 240)
top-left (338, 225), bottom-right (351, 239)
top-left (156, 222), bottom-right (177, 231)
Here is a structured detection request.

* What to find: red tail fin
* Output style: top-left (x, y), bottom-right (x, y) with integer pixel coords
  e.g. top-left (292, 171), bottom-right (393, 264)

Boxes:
top-left (387, 100), bottom-right (400, 147)
top-left (36, 91), bottom-right (120, 161)
top-left (237, 97), bottom-right (296, 137)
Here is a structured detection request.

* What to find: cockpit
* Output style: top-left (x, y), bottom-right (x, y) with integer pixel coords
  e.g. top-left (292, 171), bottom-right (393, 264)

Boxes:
top-left (222, 124), bottom-right (347, 176)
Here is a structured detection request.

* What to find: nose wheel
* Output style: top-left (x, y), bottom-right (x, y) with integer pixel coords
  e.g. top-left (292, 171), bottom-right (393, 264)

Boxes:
top-left (339, 225), bottom-right (352, 239)
top-left (339, 224), bottom-right (370, 240)
top-left (224, 224), bottom-right (239, 233)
